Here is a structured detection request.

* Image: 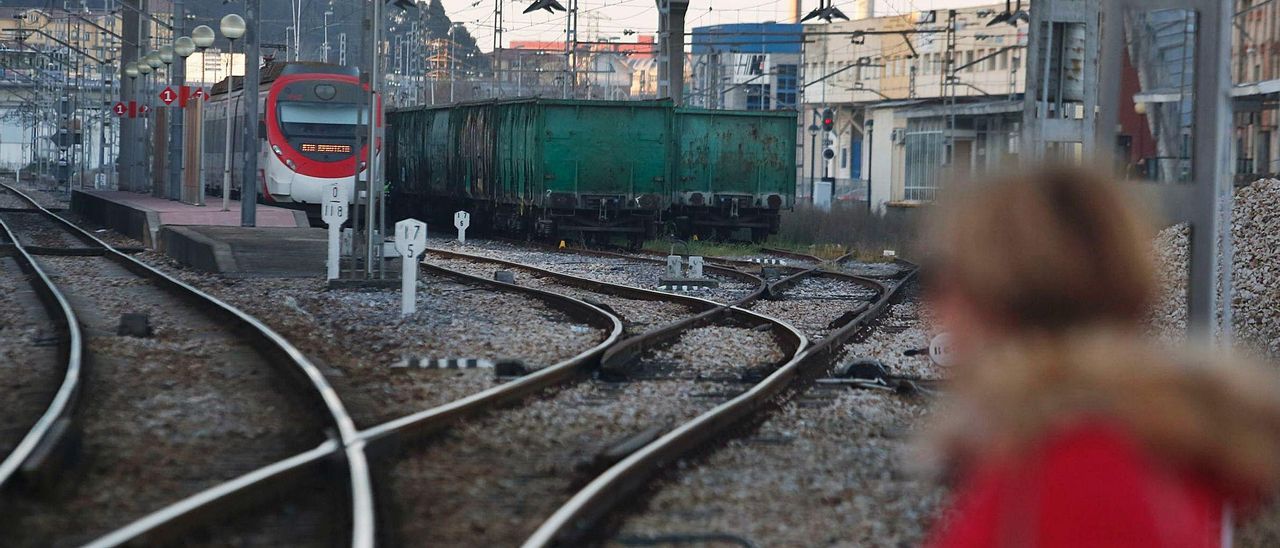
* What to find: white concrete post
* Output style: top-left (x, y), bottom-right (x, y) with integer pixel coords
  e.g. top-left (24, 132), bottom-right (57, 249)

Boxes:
top-left (395, 218), bottom-right (427, 315)
top-left (454, 210), bottom-right (470, 244)
top-left (321, 183), bottom-right (349, 280)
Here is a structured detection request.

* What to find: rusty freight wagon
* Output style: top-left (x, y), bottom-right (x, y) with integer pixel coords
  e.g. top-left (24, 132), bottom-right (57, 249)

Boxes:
top-left (386, 98), bottom-right (797, 243)
top-left (672, 108), bottom-right (797, 242)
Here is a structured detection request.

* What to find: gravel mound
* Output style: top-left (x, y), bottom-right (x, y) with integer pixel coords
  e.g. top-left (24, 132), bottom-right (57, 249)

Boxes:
top-left (1151, 179), bottom-right (1280, 357)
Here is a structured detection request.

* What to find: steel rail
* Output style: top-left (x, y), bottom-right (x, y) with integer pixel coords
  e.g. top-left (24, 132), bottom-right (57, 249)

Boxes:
top-left (439, 245), bottom-right (776, 371)
top-left (525, 266), bottom-right (917, 547)
top-left (0, 193), bottom-right (84, 493)
top-left (357, 260), bottom-right (626, 447)
top-left (85, 253), bottom-right (626, 545)
top-left (0, 183), bottom-right (375, 548)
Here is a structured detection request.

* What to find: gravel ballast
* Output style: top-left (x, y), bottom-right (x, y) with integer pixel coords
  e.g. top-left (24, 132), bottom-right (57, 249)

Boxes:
top-left (387, 323), bottom-right (786, 547)
top-left (749, 275), bottom-right (880, 341)
top-left (118, 252), bottom-right (607, 428)
top-left (0, 256), bottom-right (63, 460)
top-left (611, 292), bottom-right (945, 546)
top-left (426, 254), bottom-right (699, 337)
top-left (3, 255), bottom-right (324, 546)
top-left (431, 239), bottom-right (759, 304)
top-left (1151, 179), bottom-right (1280, 358)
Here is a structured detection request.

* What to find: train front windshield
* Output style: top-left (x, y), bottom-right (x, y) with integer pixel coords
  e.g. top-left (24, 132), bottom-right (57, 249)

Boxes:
top-left (278, 102), bottom-right (364, 138)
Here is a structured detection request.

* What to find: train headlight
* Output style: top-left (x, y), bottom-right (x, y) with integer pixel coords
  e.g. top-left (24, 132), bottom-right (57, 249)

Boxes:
top-left (314, 84), bottom-right (337, 101)
top-left (285, 159), bottom-right (296, 171)
top-left (272, 144), bottom-right (283, 156)
top-left (359, 161), bottom-right (368, 170)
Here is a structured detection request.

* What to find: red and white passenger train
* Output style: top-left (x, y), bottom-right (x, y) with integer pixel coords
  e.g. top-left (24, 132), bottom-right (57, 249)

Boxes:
top-left (205, 62), bottom-right (379, 213)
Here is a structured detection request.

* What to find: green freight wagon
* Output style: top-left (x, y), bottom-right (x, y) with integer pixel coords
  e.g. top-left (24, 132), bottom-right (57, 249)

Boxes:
top-left (672, 108), bottom-right (797, 241)
top-left (388, 98), bottom-right (674, 245)
top-left (387, 98), bottom-right (796, 243)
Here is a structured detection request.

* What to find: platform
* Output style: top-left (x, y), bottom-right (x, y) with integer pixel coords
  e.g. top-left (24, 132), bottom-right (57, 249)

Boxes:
top-left (160, 225), bottom-right (329, 277)
top-left (70, 190), bottom-right (309, 248)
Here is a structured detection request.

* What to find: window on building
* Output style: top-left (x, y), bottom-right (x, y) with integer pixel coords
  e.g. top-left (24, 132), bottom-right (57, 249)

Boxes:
top-left (776, 64), bottom-right (798, 109)
top-left (999, 50), bottom-right (1009, 70)
top-left (965, 50), bottom-right (975, 72)
top-left (841, 147), bottom-right (848, 168)
top-left (988, 51), bottom-right (998, 71)
top-left (904, 118), bottom-right (946, 201)
top-left (745, 84), bottom-right (771, 110)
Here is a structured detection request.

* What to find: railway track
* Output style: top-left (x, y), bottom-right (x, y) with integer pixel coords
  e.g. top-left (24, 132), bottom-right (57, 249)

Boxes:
top-left (83, 246), bottom-right (626, 545)
top-left (371, 248), bottom-right (802, 545)
top-left (0, 183), bottom-right (373, 547)
top-left (612, 285), bottom-right (942, 546)
top-left (39, 224), bottom-right (908, 545)
top-left (525, 262), bottom-right (916, 546)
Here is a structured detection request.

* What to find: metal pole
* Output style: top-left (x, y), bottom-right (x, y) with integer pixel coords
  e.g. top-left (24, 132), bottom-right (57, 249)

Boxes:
top-left (168, 0), bottom-right (186, 200)
top-left (240, 0), bottom-right (260, 226)
top-left (222, 39), bottom-right (237, 211)
top-left (366, 0), bottom-right (384, 278)
top-left (323, 10), bottom-right (331, 63)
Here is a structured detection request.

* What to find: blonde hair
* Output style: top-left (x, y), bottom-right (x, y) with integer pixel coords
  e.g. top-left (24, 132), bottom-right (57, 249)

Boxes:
top-left (927, 166), bottom-right (1157, 331)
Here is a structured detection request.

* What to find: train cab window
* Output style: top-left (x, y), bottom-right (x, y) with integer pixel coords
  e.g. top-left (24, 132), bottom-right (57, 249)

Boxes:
top-left (278, 103), bottom-right (362, 138)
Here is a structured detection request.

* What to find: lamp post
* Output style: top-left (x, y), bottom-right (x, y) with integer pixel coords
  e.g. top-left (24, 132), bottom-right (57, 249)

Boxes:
top-left (160, 44), bottom-right (179, 200)
top-left (138, 56), bottom-right (155, 194)
top-left (220, 14), bottom-right (246, 211)
top-left (190, 24), bottom-right (216, 206)
top-left (323, 9), bottom-right (334, 63)
top-left (175, 36), bottom-right (196, 202)
top-left (124, 63), bottom-right (140, 185)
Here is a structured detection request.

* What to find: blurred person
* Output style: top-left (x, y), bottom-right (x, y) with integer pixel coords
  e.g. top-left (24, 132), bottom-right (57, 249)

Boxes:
top-left (922, 166), bottom-right (1280, 547)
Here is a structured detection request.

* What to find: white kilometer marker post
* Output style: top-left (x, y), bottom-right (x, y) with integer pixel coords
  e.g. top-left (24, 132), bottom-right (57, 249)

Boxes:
top-left (321, 183), bottom-right (348, 280)
top-left (454, 211), bottom-right (470, 244)
top-left (929, 332), bottom-right (953, 368)
top-left (396, 218), bottom-right (428, 316)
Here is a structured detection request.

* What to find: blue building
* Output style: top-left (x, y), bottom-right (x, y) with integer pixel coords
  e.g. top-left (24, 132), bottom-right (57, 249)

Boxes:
top-left (689, 23), bottom-right (802, 111)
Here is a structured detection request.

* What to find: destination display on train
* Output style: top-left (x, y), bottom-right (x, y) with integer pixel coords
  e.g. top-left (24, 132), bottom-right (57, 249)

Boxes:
top-left (300, 143), bottom-right (352, 153)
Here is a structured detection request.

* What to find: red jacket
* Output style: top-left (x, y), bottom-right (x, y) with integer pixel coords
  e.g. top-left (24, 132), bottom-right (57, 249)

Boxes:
top-left (929, 422), bottom-right (1230, 548)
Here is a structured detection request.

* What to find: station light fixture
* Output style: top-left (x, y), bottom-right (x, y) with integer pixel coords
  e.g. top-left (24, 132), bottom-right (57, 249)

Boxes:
top-left (801, 0), bottom-right (849, 23)
top-left (124, 61), bottom-right (140, 79)
top-left (145, 51), bottom-right (163, 69)
top-left (174, 36), bottom-right (196, 59)
top-left (137, 60), bottom-right (152, 75)
top-left (523, 0), bottom-right (567, 14)
top-left (220, 14), bottom-right (247, 41)
top-left (159, 45), bottom-right (174, 66)
top-left (191, 24), bottom-right (216, 49)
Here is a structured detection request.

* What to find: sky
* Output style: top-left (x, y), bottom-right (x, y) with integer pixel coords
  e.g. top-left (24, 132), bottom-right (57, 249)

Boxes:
top-left (443, 0), bottom-right (999, 51)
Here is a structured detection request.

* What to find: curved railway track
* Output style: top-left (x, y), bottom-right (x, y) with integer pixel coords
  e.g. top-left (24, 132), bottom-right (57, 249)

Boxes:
top-left (526, 264), bottom-right (917, 547)
top-left (0, 183), bottom-right (373, 547)
top-left (0, 190), bottom-right (82, 496)
top-left (44, 222), bottom-right (910, 545)
top-left (83, 246), bottom-right (627, 545)
top-left (365, 249), bottom-right (801, 545)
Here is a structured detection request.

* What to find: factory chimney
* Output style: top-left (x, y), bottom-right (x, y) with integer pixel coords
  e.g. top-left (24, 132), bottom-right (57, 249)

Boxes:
top-left (792, 0), bottom-right (802, 23)
top-left (854, 0), bottom-right (876, 20)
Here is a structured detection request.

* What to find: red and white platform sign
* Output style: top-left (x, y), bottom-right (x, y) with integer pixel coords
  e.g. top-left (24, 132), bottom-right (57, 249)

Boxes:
top-left (159, 86), bottom-right (178, 105)
top-left (157, 86), bottom-right (209, 108)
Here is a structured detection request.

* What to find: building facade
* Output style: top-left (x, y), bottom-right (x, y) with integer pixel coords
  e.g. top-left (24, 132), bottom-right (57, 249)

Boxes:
top-left (688, 23), bottom-right (802, 111)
